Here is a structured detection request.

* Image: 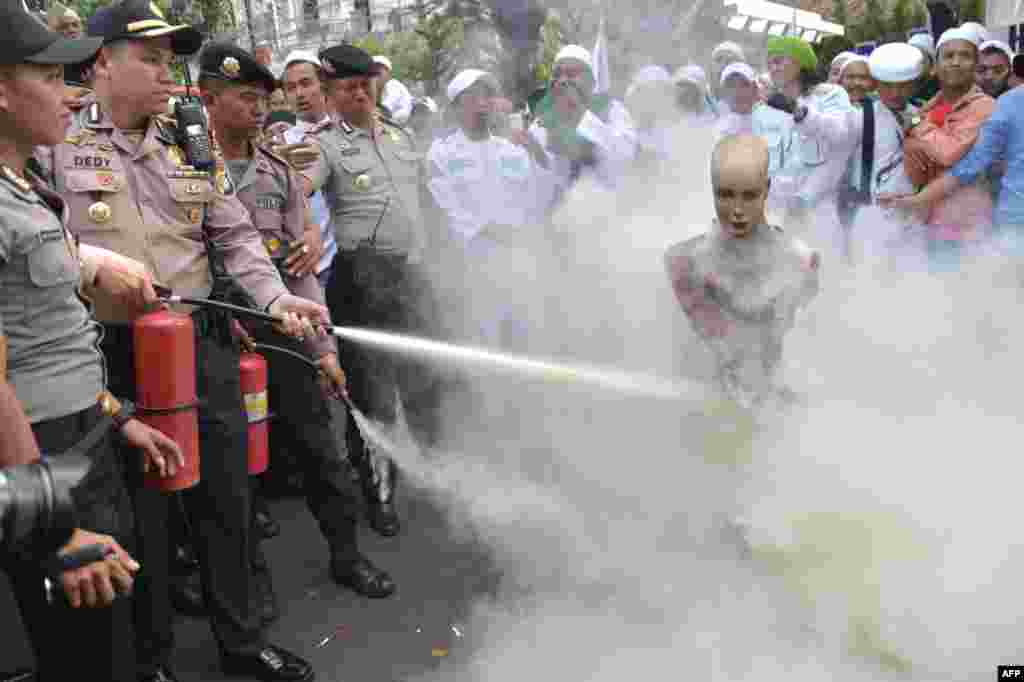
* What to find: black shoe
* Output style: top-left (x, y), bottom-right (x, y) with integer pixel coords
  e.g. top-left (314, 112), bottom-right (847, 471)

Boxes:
top-left (251, 548), bottom-right (268, 572)
top-left (173, 543), bottom-right (199, 572)
top-left (367, 500), bottom-right (401, 537)
top-left (221, 645), bottom-right (314, 682)
top-left (255, 509), bottom-right (280, 539)
top-left (254, 568), bottom-right (280, 625)
top-left (138, 665), bottom-right (180, 682)
top-left (170, 571), bottom-right (206, 617)
top-left (330, 555), bottom-right (395, 598)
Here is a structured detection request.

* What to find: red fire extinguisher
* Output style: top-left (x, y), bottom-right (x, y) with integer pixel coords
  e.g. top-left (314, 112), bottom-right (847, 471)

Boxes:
top-left (239, 352), bottom-right (270, 475)
top-left (133, 310), bottom-right (201, 492)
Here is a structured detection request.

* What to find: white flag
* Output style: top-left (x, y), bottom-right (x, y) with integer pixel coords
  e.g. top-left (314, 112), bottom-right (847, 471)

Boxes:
top-left (592, 13), bottom-right (611, 95)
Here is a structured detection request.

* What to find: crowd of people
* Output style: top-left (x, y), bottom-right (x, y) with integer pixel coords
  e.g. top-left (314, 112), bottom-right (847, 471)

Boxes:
top-left (1, 0), bottom-right (1021, 679)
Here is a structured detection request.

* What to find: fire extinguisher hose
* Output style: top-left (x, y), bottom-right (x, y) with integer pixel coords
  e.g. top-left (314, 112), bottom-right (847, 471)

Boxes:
top-left (250, 342), bottom-right (361, 415)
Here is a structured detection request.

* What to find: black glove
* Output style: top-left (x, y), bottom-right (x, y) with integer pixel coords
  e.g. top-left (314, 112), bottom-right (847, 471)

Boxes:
top-left (764, 92), bottom-right (798, 115)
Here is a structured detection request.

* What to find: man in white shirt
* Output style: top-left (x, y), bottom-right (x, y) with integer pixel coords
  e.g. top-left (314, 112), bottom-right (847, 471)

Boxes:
top-left (714, 62), bottom-right (760, 141)
top-left (281, 50), bottom-right (337, 288)
top-left (797, 42), bottom-right (924, 262)
top-left (373, 55), bottom-right (413, 124)
top-left (428, 69), bottom-right (548, 348)
top-left (528, 45), bottom-right (637, 206)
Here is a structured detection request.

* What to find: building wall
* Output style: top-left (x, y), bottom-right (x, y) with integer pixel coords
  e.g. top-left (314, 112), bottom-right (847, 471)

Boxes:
top-left (233, 0), bottom-right (408, 62)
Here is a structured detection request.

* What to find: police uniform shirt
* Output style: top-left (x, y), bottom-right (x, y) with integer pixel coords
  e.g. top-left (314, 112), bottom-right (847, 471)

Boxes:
top-left (0, 166), bottom-right (105, 423)
top-left (284, 117), bottom-right (337, 276)
top-left (301, 115), bottom-right (426, 259)
top-left (229, 140), bottom-right (334, 356)
top-left (427, 128), bottom-right (545, 242)
top-left (35, 96), bottom-right (289, 322)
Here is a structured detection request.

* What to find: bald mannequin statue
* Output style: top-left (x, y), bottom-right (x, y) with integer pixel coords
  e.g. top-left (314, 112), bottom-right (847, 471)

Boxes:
top-left (665, 134), bottom-right (820, 404)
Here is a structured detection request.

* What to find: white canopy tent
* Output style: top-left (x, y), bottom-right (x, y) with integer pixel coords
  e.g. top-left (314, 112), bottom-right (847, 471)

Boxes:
top-left (723, 0), bottom-right (845, 43)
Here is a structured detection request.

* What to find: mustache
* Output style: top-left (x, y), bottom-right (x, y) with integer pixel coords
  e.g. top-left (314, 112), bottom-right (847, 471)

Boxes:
top-left (552, 79), bottom-right (587, 100)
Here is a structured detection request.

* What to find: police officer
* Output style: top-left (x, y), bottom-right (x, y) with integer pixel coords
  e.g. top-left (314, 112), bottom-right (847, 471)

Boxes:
top-left (301, 44), bottom-right (439, 537)
top-left (0, 5), bottom-right (186, 680)
top-left (198, 42), bottom-right (395, 604)
top-left (37, 1), bottom-right (324, 680)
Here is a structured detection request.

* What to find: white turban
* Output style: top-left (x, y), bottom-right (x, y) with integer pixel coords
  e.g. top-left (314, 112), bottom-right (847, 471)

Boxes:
top-left (937, 27), bottom-right (981, 53)
top-left (712, 41), bottom-right (746, 62)
top-left (868, 43), bottom-right (924, 83)
top-left (979, 39), bottom-right (1015, 62)
top-left (554, 45), bottom-right (594, 72)
top-left (908, 33), bottom-right (935, 59)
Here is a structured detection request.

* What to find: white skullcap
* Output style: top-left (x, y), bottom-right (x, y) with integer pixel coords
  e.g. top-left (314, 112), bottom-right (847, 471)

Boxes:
top-left (446, 69), bottom-right (498, 102)
top-left (979, 39), bottom-right (1015, 62)
top-left (284, 50), bottom-right (320, 71)
top-left (712, 41), bottom-right (746, 62)
top-left (959, 21), bottom-right (989, 45)
top-left (373, 56), bottom-right (393, 72)
top-left (868, 43), bottom-right (924, 83)
top-left (720, 62), bottom-right (756, 85)
top-left (625, 65), bottom-right (672, 99)
top-left (908, 33), bottom-right (935, 58)
top-left (831, 51), bottom-right (857, 67)
top-left (673, 64), bottom-right (708, 92)
top-left (838, 54), bottom-right (869, 79)
top-left (554, 45), bottom-right (594, 72)
top-left (937, 27), bottom-right (980, 52)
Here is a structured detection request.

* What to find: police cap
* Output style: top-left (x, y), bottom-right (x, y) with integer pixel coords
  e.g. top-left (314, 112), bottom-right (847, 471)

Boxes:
top-left (199, 42), bottom-right (277, 93)
top-left (0, 1), bottom-right (101, 65)
top-left (86, 0), bottom-right (203, 56)
top-left (318, 44), bottom-right (374, 80)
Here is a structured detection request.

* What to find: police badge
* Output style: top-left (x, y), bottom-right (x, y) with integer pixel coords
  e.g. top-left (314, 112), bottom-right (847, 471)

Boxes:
top-left (221, 57), bottom-right (241, 79)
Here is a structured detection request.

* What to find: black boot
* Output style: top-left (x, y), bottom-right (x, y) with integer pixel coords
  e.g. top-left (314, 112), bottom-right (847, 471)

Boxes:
top-left (359, 450), bottom-right (400, 537)
top-left (330, 553), bottom-right (395, 598)
top-left (170, 570), bottom-right (205, 617)
top-left (253, 566), bottom-right (280, 625)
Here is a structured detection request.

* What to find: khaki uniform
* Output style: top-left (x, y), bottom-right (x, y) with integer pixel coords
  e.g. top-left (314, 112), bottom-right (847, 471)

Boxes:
top-left (229, 140), bottom-right (332, 356)
top-left (0, 165), bottom-right (104, 423)
top-left (0, 165), bottom-right (136, 682)
top-left (35, 97), bottom-right (288, 322)
top-left (36, 96), bottom-right (282, 657)
top-left (302, 115), bottom-right (426, 259)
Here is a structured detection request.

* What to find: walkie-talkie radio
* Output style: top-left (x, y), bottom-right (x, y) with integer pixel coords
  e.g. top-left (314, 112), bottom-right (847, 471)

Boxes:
top-left (174, 58), bottom-right (215, 172)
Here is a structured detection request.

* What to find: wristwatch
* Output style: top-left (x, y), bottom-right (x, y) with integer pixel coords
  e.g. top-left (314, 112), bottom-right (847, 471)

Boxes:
top-left (98, 390), bottom-right (135, 431)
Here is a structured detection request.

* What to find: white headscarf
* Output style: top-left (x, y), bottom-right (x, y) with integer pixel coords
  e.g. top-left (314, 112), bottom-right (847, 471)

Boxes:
top-left (838, 55), bottom-right (869, 79)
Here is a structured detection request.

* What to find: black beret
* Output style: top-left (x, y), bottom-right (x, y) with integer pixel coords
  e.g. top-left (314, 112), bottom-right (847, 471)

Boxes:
top-left (318, 44), bottom-right (374, 80)
top-left (0, 1), bottom-right (101, 66)
top-left (86, 0), bottom-right (203, 56)
top-left (199, 42), bottom-right (277, 93)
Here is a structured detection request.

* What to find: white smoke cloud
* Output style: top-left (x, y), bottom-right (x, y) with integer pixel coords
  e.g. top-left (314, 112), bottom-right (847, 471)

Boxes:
top-left (363, 57), bottom-right (1024, 682)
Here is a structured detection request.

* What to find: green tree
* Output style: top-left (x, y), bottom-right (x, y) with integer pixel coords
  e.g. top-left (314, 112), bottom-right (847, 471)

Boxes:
top-left (414, 14), bottom-right (466, 95)
top-left (832, 0), bottom-right (849, 32)
top-left (534, 11), bottom-right (561, 85)
top-left (890, 0), bottom-right (913, 35)
top-left (959, 0), bottom-right (985, 23)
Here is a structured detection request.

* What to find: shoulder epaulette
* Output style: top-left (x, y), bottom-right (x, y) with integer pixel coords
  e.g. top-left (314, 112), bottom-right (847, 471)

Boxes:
top-left (0, 165), bottom-right (34, 197)
top-left (257, 142), bottom-right (291, 170)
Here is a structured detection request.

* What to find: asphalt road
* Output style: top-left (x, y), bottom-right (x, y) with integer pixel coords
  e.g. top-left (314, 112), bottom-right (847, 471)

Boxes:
top-left (172, 486), bottom-right (501, 682)
top-left (0, 481), bottom-right (500, 682)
